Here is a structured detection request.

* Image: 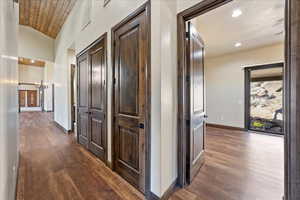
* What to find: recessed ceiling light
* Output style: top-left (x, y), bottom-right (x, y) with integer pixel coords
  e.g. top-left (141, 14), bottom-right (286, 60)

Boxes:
top-left (235, 42), bottom-right (242, 47)
top-left (232, 9), bottom-right (242, 18)
top-left (31, 59), bottom-right (35, 63)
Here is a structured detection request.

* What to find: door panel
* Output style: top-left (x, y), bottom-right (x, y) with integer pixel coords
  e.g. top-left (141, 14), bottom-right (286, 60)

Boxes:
top-left (79, 115), bottom-right (88, 137)
top-left (91, 48), bottom-right (104, 109)
top-left (119, 127), bottom-right (139, 170)
top-left (113, 10), bottom-right (147, 193)
top-left (186, 22), bottom-right (206, 184)
top-left (19, 90), bottom-right (26, 107)
top-left (88, 38), bottom-right (107, 161)
top-left (77, 53), bottom-right (89, 147)
top-left (79, 58), bottom-right (88, 108)
top-left (119, 28), bottom-right (139, 116)
top-left (27, 90), bottom-right (37, 107)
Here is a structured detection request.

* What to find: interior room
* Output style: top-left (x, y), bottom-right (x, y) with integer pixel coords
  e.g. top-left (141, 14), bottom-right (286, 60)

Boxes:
top-left (195, 0), bottom-right (284, 132)
top-left (173, 0), bottom-right (284, 199)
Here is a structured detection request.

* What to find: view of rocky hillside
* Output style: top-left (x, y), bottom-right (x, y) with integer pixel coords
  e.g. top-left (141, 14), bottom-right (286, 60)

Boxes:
top-left (250, 80), bottom-right (283, 134)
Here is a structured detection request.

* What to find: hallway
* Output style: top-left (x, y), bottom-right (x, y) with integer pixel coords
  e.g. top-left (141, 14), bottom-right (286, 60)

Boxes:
top-left (16, 112), bottom-right (144, 200)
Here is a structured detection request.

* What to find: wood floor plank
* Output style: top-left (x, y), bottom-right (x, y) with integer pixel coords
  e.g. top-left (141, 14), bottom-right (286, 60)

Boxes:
top-left (171, 127), bottom-right (284, 200)
top-left (17, 112), bottom-right (283, 200)
top-left (16, 112), bottom-right (144, 200)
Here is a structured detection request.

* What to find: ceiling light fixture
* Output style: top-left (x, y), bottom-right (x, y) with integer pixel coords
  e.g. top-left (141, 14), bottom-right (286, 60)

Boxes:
top-left (232, 9), bottom-right (242, 18)
top-left (235, 42), bottom-right (242, 47)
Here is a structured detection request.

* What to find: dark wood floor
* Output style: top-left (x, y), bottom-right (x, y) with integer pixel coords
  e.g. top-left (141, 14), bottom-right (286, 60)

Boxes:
top-left (17, 112), bottom-right (144, 200)
top-left (17, 112), bottom-right (284, 200)
top-left (171, 126), bottom-right (284, 200)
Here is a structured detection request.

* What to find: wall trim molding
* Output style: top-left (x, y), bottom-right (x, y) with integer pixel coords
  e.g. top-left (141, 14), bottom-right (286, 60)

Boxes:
top-left (14, 151), bottom-right (20, 200)
top-left (161, 179), bottom-right (179, 199)
top-left (206, 123), bottom-right (246, 131)
top-left (148, 179), bottom-right (179, 200)
top-left (148, 192), bottom-right (160, 200)
top-left (107, 161), bottom-right (112, 169)
top-left (53, 121), bottom-right (71, 134)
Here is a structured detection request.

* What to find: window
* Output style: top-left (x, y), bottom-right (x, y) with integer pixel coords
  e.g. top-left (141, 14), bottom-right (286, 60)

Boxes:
top-left (245, 63), bottom-right (284, 135)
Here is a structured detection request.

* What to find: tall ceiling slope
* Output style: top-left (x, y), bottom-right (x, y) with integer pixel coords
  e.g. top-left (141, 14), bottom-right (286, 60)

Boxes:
top-left (19, 0), bottom-right (77, 39)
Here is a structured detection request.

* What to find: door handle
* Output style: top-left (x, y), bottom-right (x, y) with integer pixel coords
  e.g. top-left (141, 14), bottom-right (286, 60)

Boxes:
top-left (204, 115), bottom-right (208, 118)
top-left (139, 123), bottom-right (145, 129)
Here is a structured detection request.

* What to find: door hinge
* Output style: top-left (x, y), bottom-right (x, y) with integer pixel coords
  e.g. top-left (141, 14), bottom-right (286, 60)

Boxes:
top-left (185, 32), bottom-right (189, 38)
top-left (186, 76), bottom-right (190, 83)
top-left (186, 119), bottom-right (190, 125)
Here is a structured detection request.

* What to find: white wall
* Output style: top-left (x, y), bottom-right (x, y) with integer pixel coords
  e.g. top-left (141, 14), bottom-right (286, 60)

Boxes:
top-left (150, 0), bottom-right (162, 195)
top-left (19, 25), bottom-right (55, 62)
top-left (205, 43), bottom-right (284, 128)
top-left (44, 62), bottom-right (54, 111)
top-left (0, 1), bottom-right (19, 200)
top-left (158, 0), bottom-right (178, 194)
top-left (19, 64), bottom-right (44, 84)
top-left (67, 49), bottom-right (76, 129)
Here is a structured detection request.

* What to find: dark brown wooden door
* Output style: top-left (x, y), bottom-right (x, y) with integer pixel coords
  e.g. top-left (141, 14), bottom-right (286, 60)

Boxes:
top-left (27, 90), bottom-right (37, 107)
top-left (88, 38), bottom-right (107, 162)
top-left (113, 10), bottom-right (147, 193)
top-left (186, 22), bottom-right (206, 184)
top-left (77, 53), bottom-right (89, 148)
top-left (19, 90), bottom-right (26, 107)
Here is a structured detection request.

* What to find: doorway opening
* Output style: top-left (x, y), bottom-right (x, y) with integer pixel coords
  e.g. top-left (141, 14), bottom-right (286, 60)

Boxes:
top-left (177, 0), bottom-right (287, 199)
top-left (18, 57), bottom-right (55, 114)
top-left (70, 63), bottom-right (76, 132)
top-left (245, 63), bottom-right (284, 135)
top-left (68, 49), bottom-right (77, 133)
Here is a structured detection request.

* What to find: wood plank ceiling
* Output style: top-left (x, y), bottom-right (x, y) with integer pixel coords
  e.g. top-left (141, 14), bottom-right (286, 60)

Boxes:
top-left (19, 0), bottom-right (77, 39)
top-left (19, 57), bottom-right (45, 67)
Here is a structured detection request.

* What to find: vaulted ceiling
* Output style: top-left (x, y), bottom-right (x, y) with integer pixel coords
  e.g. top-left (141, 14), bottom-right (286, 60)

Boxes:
top-left (19, 0), bottom-right (77, 39)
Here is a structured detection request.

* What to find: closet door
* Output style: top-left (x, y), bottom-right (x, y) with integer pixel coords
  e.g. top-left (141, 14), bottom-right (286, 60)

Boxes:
top-left (27, 90), bottom-right (37, 107)
top-left (88, 37), bottom-right (107, 162)
top-left (19, 90), bottom-right (26, 107)
top-left (113, 9), bottom-right (148, 193)
top-left (77, 53), bottom-right (89, 148)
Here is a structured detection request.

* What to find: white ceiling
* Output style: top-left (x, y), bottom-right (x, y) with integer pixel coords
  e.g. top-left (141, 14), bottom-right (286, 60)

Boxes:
top-left (194, 0), bottom-right (285, 58)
